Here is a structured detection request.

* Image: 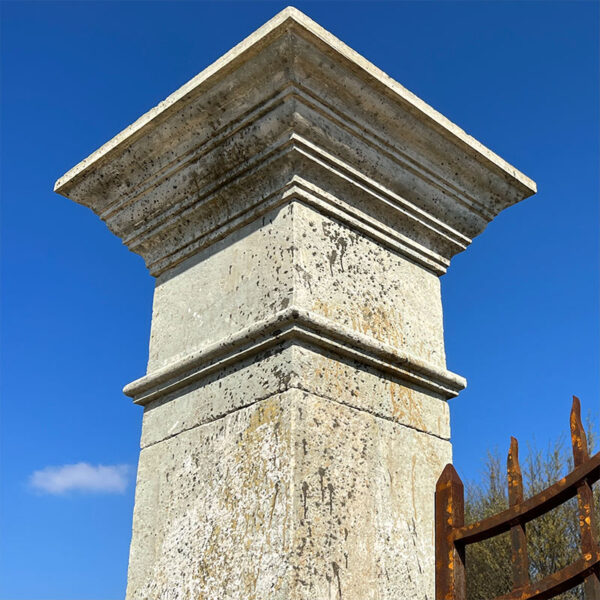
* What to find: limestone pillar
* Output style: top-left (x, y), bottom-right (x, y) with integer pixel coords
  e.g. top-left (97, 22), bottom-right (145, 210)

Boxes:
top-left (54, 8), bottom-right (536, 600)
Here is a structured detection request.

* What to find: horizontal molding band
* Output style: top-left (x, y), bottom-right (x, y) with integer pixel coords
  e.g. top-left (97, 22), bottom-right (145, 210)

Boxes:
top-left (293, 134), bottom-right (471, 248)
top-left (123, 306), bottom-right (466, 405)
top-left (99, 85), bottom-right (295, 222)
top-left (145, 178), bottom-right (454, 279)
top-left (124, 131), bottom-right (469, 256)
top-left (290, 83), bottom-right (494, 221)
top-left (126, 135), bottom-right (468, 276)
top-left (147, 182), bottom-right (451, 277)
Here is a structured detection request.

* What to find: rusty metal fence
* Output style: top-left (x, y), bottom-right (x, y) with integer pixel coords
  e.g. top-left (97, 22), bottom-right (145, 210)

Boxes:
top-left (435, 397), bottom-right (600, 600)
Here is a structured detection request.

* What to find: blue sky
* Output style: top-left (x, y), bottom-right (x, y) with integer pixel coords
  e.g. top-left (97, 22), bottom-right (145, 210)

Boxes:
top-left (1, 1), bottom-right (598, 598)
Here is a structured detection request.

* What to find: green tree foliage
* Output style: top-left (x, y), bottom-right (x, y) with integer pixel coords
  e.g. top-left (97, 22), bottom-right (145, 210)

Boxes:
top-left (464, 421), bottom-right (599, 600)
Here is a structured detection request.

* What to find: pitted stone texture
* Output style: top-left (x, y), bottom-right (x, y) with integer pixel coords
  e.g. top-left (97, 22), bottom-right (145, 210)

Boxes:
top-left (148, 204), bottom-right (295, 371)
top-left (127, 394), bottom-right (294, 600)
top-left (293, 203), bottom-right (446, 368)
top-left (147, 202), bottom-right (447, 375)
top-left (291, 391), bottom-right (449, 600)
top-left (126, 389), bottom-right (450, 600)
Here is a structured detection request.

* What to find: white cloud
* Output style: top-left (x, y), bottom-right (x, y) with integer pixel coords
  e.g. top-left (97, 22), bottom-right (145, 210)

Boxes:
top-left (29, 462), bottom-right (130, 495)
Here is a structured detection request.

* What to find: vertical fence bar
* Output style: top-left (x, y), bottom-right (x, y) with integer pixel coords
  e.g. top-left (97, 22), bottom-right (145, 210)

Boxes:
top-left (435, 464), bottom-right (466, 600)
top-left (507, 436), bottom-right (530, 589)
top-left (570, 396), bottom-right (600, 600)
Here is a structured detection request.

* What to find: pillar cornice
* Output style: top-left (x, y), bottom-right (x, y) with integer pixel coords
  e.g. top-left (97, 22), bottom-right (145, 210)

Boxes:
top-left (55, 7), bottom-right (535, 278)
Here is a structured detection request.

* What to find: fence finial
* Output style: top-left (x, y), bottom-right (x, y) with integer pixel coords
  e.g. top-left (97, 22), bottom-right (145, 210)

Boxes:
top-left (571, 395), bottom-right (589, 463)
top-left (570, 397), bottom-right (600, 599)
top-left (435, 463), bottom-right (465, 600)
top-left (507, 436), bottom-right (529, 589)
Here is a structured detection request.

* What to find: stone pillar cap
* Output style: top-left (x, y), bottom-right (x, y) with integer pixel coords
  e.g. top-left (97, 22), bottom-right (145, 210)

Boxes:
top-left (54, 6), bottom-right (536, 277)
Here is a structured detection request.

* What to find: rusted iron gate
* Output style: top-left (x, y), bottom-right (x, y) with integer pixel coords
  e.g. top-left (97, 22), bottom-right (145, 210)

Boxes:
top-left (435, 397), bottom-right (600, 600)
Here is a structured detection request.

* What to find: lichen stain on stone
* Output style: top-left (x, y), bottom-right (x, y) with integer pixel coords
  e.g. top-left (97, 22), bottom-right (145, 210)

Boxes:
top-left (310, 298), bottom-right (404, 353)
top-left (332, 561), bottom-right (343, 600)
top-left (389, 382), bottom-right (426, 431)
top-left (302, 481), bottom-right (309, 520)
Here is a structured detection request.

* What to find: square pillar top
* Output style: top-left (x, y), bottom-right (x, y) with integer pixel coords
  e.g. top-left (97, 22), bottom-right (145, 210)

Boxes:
top-left (54, 6), bottom-right (536, 277)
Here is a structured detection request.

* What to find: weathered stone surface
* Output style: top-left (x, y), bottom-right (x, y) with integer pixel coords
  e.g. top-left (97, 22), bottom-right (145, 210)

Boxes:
top-left (129, 390), bottom-right (450, 600)
top-left (54, 6), bottom-right (536, 600)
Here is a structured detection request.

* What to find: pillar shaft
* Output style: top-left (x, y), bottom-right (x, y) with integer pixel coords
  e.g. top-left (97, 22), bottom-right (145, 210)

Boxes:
top-left (55, 8), bottom-right (536, 600)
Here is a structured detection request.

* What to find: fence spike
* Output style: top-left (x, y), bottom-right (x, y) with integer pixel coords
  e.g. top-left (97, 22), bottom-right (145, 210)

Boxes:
top-left (571, 395), bottom-right (589, 464)
top-left (507, 437), bottom-right (530, 589)
top-left (570, 396), bottom-right (600, 600)
top-left (435, 464), bottom-right (466, 600)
